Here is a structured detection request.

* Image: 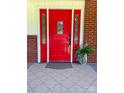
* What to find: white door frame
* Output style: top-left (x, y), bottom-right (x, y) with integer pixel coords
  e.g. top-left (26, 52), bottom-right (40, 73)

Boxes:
top-left (71, 9), bottom-right (74, 63)
top-left (37, 8), bottom-right (84, 63)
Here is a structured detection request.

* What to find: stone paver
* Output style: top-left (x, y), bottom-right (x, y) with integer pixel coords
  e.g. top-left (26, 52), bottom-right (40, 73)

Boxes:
top-left (27, 63), bottom-right (97, 93)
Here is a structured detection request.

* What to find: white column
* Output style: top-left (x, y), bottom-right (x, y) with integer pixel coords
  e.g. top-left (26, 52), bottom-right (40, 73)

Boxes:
top-left (47, 9), bottom-right (49, 63)
top-left (71, 9), bottom-right (74, 63)
top-left (37, 10), bottom-right (41, 64)
top-left (80, 3), bottom-right (85, 48)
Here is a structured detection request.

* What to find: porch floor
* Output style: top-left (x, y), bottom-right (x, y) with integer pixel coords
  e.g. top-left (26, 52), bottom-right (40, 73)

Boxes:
top-left (27, 63), bottom-right (97, 93)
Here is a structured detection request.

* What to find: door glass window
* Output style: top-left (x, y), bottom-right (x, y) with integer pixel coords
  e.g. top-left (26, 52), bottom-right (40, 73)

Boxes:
top-left (42, 14), bottom-right (46, 44)
top-left (57, 21), bottom-right (63, 34)
top-left (74, 14), bottom-right (79, 44)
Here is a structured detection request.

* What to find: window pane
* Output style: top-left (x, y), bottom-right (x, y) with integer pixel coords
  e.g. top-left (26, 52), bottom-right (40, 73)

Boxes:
top-left (42, 14), bottom-right (46, 44)
top-left (74, 14), bottom-right (79, 44)
top-left (57, 21), bottom-right (63, 34)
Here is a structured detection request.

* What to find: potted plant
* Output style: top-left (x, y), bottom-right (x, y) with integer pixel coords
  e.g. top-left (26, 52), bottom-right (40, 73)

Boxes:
top-left (75, 43), bottom-right (94, 64)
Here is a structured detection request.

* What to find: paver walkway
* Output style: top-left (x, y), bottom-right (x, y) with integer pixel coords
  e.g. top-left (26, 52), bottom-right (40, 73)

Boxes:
top-left (27, 63), bottom-right (97, 93)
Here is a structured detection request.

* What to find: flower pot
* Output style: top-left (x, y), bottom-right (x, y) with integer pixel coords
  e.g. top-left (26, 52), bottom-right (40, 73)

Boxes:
top-left (78, 54), bottom-right (87, 64)
top-left (83, 54), bottom-right (87, 64)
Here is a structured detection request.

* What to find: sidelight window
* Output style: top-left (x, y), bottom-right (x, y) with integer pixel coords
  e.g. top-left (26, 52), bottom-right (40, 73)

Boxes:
top-left (42, 14), bottom-right (46, 44)
top-left (74, 14), bottom-right (79, 44)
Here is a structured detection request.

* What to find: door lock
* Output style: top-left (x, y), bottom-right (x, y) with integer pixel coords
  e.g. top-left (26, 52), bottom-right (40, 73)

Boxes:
top-left (68, 34), bottom-right (71, 48)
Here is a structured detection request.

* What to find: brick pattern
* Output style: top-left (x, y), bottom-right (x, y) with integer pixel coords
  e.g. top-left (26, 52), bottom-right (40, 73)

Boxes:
top-left (27, 35), bottom-right (37, 63)
top-left (84, 0), bottom-right (97, 63)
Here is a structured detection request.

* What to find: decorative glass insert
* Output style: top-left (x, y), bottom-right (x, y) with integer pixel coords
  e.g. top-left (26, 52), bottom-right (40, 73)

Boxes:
top-left (57, 21), bottom-right (63, 34)
top-left (74, 14), bottom-right (79, 44)
top-left (42, 14), bottom-right (46, 44)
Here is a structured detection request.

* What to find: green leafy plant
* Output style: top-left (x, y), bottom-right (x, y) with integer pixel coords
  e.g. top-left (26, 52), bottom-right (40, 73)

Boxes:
top-left (75, 43), bottom-right (94, 64)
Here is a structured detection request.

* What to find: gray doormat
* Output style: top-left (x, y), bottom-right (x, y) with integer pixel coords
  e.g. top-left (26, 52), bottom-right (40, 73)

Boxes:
top-left (45, 62), bottom-right (72, 69)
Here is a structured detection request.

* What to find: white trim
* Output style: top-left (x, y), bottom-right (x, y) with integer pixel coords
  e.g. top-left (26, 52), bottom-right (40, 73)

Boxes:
top-left (71, 9), bottom-right (74, 62)
top-left (38, 7), bottom-right (85, 63)
top-left (47, 9), bottom-right (49, 63)
top-left (37, 10), bottom-right (41, 63)
top-left (80, 1), bottom-right (85, 48)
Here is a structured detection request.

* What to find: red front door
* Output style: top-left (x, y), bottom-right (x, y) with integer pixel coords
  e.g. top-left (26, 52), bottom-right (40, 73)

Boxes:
top-left (49, 10), bottom-right (72, 62)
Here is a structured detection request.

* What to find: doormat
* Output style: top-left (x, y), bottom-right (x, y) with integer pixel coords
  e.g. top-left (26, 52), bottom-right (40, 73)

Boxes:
top-left (45, 62), bottom-right (72, 69)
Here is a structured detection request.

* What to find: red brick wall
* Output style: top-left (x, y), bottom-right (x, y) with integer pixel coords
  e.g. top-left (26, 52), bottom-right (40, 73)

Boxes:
top-left (84, 0), bottom-right (97, 63)
top-left (27, 35), bottom-right (37, 63)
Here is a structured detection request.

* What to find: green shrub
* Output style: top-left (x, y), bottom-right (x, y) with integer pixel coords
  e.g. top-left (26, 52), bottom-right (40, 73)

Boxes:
top-left (75, 43), bottom-right (94, 64)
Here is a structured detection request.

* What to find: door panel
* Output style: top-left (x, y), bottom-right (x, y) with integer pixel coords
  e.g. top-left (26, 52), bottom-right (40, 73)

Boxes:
top-left (49, 10), bottom-right (72, 62)
top-left (40, 9), bottom-right (47, 62)
top-left (73, 10), bottom-right (81, 61)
